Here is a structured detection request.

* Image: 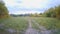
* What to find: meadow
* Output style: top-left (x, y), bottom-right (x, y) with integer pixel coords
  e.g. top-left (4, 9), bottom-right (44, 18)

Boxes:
top-left (0, 17), bottom-right (60, 34)
top-left (0, 17), bottom-right (28, 34)
top-left (31, 17), bottom-right (60, 34)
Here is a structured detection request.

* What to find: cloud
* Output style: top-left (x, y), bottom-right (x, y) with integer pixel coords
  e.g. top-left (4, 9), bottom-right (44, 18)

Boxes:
top-left (3, 0), bottom-right (20, 6)
top-left (3, 0), bottom-right (50, 8)
top-left (3, 0), bottom-right (60, 14)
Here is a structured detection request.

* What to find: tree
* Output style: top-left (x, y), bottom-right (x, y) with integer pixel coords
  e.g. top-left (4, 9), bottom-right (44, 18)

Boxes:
top-left (0, 0), bottom-right (9, 18)
top-left (43, 5), bottom-right (60, 19)
top-left (43, 7), bottom-right (56, 17)
top-left (55, 5), bottom-right (60, 19)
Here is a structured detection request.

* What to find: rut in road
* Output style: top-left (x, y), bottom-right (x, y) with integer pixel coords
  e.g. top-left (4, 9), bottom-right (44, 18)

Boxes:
top-left (25, 18), bottom-right (52, 34)
top-left (32, 20), bottom-right (52, 34)
top-left (25, 19), bottom-right (40, 34)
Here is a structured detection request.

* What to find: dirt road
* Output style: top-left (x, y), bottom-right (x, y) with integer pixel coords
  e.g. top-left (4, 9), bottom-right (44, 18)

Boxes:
top-left (25, 17), bottom-right (51, 34)
top-left (32, 20), bottom-right (52, 34)
top-left (25, 19), bottom-right (40, 34)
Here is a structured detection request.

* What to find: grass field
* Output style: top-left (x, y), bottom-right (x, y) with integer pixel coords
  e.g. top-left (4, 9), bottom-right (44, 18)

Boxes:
top-left (31, 17), bottom-right (60, 29)
top-left (0, 17), bottom-right (60, 34)
top-left (0, 17), bottom-right (28, 34)
top-left (31, 17), bottom-right (60, 34)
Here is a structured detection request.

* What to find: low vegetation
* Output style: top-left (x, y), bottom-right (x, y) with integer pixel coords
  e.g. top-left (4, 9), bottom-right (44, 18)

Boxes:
top-left (0, 17), bottom-right (28, 34)
top-left (32, 17), bottom-right (60, 34)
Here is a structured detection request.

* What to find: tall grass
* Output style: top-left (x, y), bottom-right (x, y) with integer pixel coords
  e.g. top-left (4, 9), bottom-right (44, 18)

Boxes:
top-left (32, 17), bottom-right (60, 34)
top-left (0, 17), bottom-right (28, 34)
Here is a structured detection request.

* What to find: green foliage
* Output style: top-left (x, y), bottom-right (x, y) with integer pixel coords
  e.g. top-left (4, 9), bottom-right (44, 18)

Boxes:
top-left (0, 0), bottom-right (9, 18)
top-left (43, 5), bottom-right (60, 19)
top-left (55, 5), bottom-right (60, 19)
top-left (43, 8), bottom-right (56, 17)
top-left (39, 13), bottom-right (42, 15)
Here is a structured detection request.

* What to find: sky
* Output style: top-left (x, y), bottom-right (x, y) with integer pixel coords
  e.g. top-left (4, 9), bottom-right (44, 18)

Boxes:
top-left (3, 0), bottom-right (60, 14)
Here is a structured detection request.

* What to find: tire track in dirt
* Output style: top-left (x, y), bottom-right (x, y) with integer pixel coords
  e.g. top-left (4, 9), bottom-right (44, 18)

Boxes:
top-left (25, 18), bottom-right (40, 34)
top-left (32, 19), bottom-right (52, 34)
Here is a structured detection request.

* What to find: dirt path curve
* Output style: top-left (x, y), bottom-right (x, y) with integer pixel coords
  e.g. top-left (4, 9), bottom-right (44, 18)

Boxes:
top-left (25, 18), bottom-right (40, 34)
top-left (32, 20), bottom-right (52, 34)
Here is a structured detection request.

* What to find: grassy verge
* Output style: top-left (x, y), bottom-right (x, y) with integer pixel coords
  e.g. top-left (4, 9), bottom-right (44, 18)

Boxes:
top-left (31, 17), bottom-right (60, 34)
top-left (0, 17), bottom-right (28, 34)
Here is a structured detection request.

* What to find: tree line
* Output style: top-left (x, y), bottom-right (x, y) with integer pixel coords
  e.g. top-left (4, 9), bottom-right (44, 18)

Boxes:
top-left (43, 5), bottom-right (60, 19)
top-left (0, 0), bottom-right (60, 19)
top-left (27, 5), bottom-right (60, 18)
